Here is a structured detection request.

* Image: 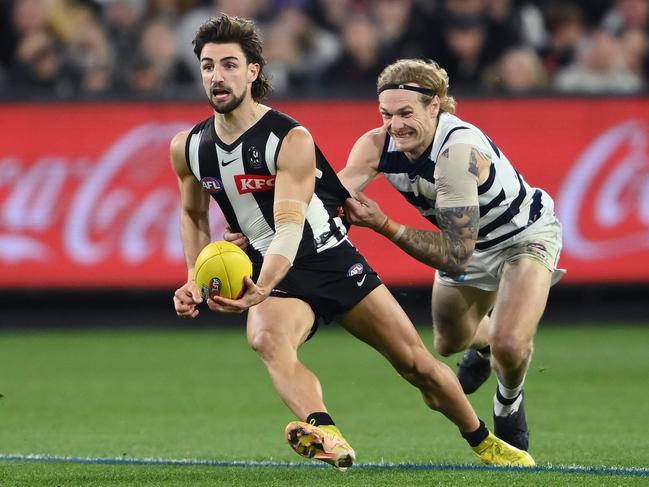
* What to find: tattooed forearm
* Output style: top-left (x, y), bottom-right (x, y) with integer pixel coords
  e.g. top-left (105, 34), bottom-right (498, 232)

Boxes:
top-left (394, 205), bottom-right (479, 274)
top-left (437, 205), bottom-right (479, 269)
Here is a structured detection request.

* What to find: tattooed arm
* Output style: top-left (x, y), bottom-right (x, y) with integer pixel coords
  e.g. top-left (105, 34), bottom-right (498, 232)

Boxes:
top-left (347, 193), bottom-right (479, 274)
top-left (402, 143), bottom-right (486, 273)
top-left (397, 205), bottom-right (479, 274)
top-left (346, 144), bottom-right (488, 274)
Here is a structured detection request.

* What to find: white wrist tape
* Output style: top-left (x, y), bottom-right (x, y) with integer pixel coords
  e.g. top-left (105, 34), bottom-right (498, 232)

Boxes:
top-left (266, 199), bottom-right (307, 264)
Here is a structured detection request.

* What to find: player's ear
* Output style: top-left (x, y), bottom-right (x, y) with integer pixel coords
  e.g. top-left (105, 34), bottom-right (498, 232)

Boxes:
top-left (248, 63), bottom-right (260, 83)
top-left (429, 95), bottom-right (440, 118)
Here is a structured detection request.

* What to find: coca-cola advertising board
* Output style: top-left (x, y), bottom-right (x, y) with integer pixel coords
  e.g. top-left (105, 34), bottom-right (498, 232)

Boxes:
top-left (1, 99), bottom-right (648, 288)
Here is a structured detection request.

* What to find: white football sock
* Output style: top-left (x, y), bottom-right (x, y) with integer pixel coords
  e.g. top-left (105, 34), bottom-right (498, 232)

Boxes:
top-left (494, 379), bottom-right (524, 417)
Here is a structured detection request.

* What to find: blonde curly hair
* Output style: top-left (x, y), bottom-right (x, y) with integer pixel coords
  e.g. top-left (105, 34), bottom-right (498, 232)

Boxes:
top-left (377, 59), bottom-right (456, 114)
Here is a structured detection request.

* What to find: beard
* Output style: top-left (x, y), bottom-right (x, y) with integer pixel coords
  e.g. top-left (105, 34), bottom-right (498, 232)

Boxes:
top-left (208, 87), bottom-right (247, 114)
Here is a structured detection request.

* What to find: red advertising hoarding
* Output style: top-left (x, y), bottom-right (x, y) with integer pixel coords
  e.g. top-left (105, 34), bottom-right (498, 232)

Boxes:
top-left (1, 98), bottom-right (648, 288)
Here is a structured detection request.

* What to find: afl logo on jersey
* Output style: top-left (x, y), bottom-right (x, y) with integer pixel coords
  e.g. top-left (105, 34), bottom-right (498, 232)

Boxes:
top-left (346, 263), bottom-right (364, 277)
top-left (247, 145), bottom-right (262, 169)
top-left (200, 177), bottom-right (222, 194)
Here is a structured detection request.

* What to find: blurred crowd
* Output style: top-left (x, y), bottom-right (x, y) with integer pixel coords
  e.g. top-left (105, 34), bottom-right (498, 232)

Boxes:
top-left (1, 0), bottom-right (648, 99)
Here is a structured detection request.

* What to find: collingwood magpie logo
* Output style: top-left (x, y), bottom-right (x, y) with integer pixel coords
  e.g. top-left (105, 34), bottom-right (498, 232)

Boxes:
top-left (247, 146), bottom-right (262, 169)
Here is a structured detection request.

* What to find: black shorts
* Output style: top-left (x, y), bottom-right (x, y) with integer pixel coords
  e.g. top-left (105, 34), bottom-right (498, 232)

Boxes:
top-left (252, 240), bottom-right (382, 326)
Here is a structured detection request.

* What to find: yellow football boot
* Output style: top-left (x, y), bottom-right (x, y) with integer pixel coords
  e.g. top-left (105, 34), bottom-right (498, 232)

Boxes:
top-left (472, 432), bottom-right (536, 467)
top-left (285, 421), bottom-right (355, 469)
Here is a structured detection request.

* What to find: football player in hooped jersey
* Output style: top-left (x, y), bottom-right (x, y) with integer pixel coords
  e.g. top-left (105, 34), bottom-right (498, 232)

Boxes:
top-left (172, 15), bottom-right (534, 469)
top-left (340, 59), bottom-right (565, 452)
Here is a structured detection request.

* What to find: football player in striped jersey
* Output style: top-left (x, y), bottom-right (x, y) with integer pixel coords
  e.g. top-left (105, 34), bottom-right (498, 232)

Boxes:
top-left (342, 58), bottom-right (565, 452)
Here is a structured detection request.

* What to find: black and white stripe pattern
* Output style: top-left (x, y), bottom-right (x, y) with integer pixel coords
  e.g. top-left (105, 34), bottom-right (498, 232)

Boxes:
top-left (185, 110), bottom-right (349, 263)
top-left (379, 112), bottom-right (554, 251)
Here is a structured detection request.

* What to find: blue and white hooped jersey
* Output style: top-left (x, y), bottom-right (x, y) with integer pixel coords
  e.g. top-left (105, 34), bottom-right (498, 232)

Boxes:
top-left (378, 112), bottom-right (555, 252)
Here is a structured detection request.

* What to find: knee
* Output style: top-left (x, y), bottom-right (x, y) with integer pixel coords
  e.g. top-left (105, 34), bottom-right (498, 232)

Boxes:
top-left (432, 314), bottom-right (475, 357)
top-left (248, 329), bottom-right (282, 363)
top-left (434, 334), bottom-right (468, 357)
top-left (491, 335), bottom-right (532, 371)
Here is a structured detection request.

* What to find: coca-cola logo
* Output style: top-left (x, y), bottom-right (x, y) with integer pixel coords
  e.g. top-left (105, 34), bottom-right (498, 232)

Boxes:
top-left (0, 122), bottom-right (227, 266)
top-left (234, 174), bottom-right (275, 194)
top-left (557, 120), bottom-right (649, 260)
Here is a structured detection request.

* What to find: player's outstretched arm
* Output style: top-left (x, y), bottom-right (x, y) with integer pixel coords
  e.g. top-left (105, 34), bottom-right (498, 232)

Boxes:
top-left (170, 130), bottom-right (211, 318)
top-left (209, 127), bottom-right (315, 313)
top-left (346, 144), bottom-right (482, 275)
top-left (338, 128), bottom-right (384, 193)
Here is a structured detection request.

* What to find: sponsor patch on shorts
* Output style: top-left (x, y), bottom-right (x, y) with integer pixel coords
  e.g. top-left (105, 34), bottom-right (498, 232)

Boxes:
top-left (346, 263), bottom-right (364, 277)
top-left (528, 242), bottom-right (547, 252)
top-left (439, 271), bottom-right (466, 282)
top-left (525, 242), bottom-right (551, 261)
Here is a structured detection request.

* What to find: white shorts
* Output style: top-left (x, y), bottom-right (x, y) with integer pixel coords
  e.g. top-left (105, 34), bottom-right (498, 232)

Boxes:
top-left (435, 215), bottom-right (566, 292)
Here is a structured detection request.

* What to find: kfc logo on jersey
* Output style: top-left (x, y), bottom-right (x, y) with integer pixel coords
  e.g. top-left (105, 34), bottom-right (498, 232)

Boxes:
top-left (234, 174), bottom-right (276, 194)
top-left (200, 177), bottom-right (222, 194)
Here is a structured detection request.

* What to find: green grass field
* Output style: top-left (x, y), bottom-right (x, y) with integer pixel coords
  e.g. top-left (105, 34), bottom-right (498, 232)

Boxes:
top-left (1, 324), bottom-right (648, 486)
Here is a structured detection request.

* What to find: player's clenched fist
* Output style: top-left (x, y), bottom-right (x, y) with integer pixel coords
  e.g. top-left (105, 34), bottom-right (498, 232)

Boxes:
top-left (223, 225), bottom-right (249, 250)
top-left (173, 280), bottom-right (203, 318)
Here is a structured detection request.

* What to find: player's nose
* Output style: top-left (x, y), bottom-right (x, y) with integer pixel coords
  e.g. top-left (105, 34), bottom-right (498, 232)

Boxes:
top-left (390, 115), bottom-right (404, 131)
top-left (211, 68), bottom-right (225, 84)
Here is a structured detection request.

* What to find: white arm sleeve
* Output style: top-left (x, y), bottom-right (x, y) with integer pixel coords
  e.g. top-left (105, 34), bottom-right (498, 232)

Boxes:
top-left (265, 199), bottom-right (308, 264)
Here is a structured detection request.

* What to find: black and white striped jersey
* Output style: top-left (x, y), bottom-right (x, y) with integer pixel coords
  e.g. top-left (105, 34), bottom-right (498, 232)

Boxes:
top-left (378, 112), bottom-right (555, 252)
top-left (185, 109), bottom-right (349, 264)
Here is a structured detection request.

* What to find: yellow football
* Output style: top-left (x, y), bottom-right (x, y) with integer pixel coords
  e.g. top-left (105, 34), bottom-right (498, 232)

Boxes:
top-left (194, 241), bottom-right (253, 300)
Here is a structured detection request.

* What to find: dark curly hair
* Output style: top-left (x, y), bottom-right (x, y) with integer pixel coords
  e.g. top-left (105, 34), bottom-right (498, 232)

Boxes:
top-left (192, 15), bottom-right (271, 101)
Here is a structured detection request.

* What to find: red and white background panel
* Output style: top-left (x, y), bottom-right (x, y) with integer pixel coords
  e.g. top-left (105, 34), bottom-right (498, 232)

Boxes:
top-left (1, 99), bottom-right (648, 288)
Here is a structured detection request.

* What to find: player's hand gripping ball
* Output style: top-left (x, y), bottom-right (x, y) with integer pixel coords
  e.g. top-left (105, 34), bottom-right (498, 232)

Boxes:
top-left (194, 241), bottom-right (253, 300)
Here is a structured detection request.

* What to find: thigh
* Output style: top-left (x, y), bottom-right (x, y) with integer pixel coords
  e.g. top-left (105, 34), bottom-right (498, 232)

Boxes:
top-left (489, 256), bottom-right (553, 345)
top-left (432, 279), bottom-right (496, 344)
top-left (247, 297), bottom-right (316, 350)
top-left (336, 285), bottom-right (426, 366)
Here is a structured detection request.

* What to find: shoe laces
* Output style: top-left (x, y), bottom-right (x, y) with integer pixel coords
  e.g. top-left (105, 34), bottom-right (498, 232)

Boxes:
top-left (491, 438), bottom-right (525, 462)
